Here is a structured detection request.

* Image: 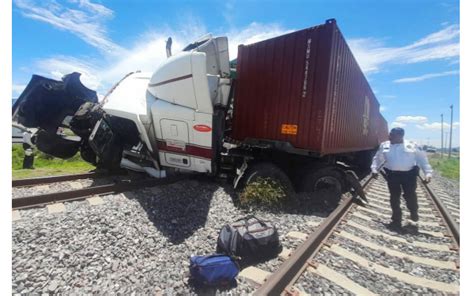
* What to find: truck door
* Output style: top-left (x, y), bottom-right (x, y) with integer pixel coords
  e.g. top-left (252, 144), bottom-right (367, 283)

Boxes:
top-left (159, 119), bottom-right (191, 168)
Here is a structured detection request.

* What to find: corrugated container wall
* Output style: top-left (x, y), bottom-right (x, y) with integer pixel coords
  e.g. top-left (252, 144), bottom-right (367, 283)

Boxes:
top-left (231, 19), bottom-right (387, 155)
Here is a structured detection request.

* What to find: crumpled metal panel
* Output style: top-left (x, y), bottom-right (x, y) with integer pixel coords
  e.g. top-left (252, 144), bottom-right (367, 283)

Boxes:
top-left (12, 72), bottom-right (98, 133)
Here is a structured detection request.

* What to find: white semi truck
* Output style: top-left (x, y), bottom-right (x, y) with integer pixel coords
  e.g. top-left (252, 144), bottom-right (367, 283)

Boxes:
top-left (13, 20), bottom-right (386, 206)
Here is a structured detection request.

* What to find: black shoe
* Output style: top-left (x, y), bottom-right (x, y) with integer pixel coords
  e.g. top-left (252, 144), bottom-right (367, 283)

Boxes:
top-left (410, 212), bottom-right (419, 222)
top-left (387, 221), bottom-right (402, 230)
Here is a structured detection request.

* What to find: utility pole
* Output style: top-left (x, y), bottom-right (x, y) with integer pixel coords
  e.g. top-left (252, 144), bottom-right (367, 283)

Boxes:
top-left (440, 114), bottom-right (443, 158)
top-left (448, 105), bottom-right (453, 158)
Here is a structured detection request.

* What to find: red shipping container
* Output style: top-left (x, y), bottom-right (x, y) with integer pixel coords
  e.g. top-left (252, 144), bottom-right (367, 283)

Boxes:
top-left (232, 19), bottom-right (387, 155)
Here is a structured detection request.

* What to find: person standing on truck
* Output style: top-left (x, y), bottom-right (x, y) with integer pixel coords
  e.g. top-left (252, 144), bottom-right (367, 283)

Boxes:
top-left (371, 127), bottom-right (433, 230)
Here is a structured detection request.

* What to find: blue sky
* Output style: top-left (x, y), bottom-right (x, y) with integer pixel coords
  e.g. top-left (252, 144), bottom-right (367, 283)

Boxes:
top-left (12, 0), bottom-right (460, 147)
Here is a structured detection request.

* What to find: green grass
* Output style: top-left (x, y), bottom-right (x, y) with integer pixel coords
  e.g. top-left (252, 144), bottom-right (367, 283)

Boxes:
top-left (428, 153), bottom-right (460, 181)
top-left (12, 144), bottom-right (95, 179)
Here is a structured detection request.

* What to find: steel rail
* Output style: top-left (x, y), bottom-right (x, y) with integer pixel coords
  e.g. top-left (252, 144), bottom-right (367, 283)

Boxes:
top-left (12, 172), bottom-right (104, 187)
top-left (255, 175), bottom-right (374, 296)
top-left (419, 176), bottom-right (459, 247)
top-left (12, 175), bottom-right (185, 210)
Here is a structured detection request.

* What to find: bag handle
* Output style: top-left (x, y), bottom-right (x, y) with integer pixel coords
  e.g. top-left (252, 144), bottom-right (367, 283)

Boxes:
top-left (236, 215), bottom-right (268, 229)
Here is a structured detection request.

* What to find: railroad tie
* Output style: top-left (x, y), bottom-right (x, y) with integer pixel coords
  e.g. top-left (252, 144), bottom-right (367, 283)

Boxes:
top-left (326, 245), bottom-right (459, 294)
top-left (287, 231), bottom-right (309, 241)
top-left (366, 194), bottom-right (430, 207)
top-left (307, 264), bottom-right (377, 296)
top-left (87, 196), bottom-right (105, 206)
top-left (47, 203), bottom-right (66, 214)
top-left (69, 182), bottom-right (83, 190)
top-left (239, 266), bottom-right (271, 286)
top-left (350, 211), bottom-right (444, 237)
top-left (306, 221), bottom-right (320, 228)
top-left (367, 193), bottom-right (431, 205)
top-left (448, 210), bottom-right (460, 217)
top-left (338, 230), bottom-right (457, 270)
top-left (346, 220), bottom-right (451, 252)
top-left (12, 210), bottom-right (21, 221)
top-left (34, 185), bottom-right (50, 191)
top-left (357, 207), bottom-right (440, 227)
top-left (364, 203), bottom-right (436, 218)
top-left (445, 204), bottom-right (459, 212)
top-left (279, 248), bottom-right (293, 260)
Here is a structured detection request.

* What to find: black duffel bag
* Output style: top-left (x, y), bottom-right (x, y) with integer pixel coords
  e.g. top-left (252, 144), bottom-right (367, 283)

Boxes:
top-left (217, 216), bottom-right (281, 261)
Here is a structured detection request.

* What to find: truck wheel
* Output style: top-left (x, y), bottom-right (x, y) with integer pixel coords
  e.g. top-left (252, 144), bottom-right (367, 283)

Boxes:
top-left (301, 167), bottom-right (344, 209)
top-left (241, 162), bottom-right (295, 197)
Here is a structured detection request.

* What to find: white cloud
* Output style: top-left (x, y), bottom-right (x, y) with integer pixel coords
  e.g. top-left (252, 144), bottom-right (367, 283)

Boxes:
top-left (226, 22), bottom-right (292, 60)
top-left (26, 19), bottom-right (290, 95)
top-left (14, 0), bottom-right (122, 54)
top-left (348, 25), bottom-right (459, 74)
top-left (72, 0), bottom-right (113, 17)
top-left (391, 122), bottom-right (406, 128)
top-left (395, 116), bottom-right (428, 124)
top-left (35, 56), bottom-right (102, 90)
top-left (416, 121), bottom-right (459, 130)
top-left (12, 84), bottom-right (26, 97)
top-left (393, 70), bottom-right (458, 83)
top-left (380, 105), bottom-right (387, 112)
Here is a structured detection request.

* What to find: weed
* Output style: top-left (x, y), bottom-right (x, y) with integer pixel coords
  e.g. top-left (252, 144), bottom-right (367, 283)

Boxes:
top-left (240, 177), bottom-right (287, 207)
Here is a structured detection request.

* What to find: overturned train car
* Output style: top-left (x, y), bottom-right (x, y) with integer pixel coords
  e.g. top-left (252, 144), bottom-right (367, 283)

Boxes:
top-left (13, 19), bottom-right (388, 205)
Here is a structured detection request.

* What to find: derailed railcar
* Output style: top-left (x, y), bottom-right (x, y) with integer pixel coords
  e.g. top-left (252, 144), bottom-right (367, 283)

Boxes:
top-left (13, 19), bottom-right (387, 208)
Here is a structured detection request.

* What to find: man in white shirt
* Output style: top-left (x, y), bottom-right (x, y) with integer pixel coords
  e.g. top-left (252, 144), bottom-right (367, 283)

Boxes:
top-left (371, 127), bottom-right (433, 229)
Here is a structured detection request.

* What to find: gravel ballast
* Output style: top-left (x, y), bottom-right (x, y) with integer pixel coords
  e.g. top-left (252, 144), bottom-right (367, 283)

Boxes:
top-left (12, 177), bottom-right (329, 294)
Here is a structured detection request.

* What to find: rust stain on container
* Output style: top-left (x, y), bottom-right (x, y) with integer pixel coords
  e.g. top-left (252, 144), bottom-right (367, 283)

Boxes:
top-left (232, 19), bottom-right (387, 155)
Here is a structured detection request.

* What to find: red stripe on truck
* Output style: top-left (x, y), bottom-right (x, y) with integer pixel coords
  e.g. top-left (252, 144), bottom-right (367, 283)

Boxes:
top-left (156, 140), bottom-right (213, 159)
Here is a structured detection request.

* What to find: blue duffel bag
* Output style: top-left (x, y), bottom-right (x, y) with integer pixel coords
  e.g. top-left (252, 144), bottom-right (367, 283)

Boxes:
top-left (189, 254), bottom-right (239, 286)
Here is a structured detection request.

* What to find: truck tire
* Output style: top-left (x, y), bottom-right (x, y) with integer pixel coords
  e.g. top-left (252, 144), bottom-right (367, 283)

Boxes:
top-left (241, 162), bottom-right (295, 197)
top-left (301, 167), bottom-right (344, 209)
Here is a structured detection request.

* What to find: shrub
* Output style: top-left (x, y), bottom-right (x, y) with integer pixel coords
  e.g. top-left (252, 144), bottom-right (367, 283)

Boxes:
top-left (240, 177), bottom-right (287, 207)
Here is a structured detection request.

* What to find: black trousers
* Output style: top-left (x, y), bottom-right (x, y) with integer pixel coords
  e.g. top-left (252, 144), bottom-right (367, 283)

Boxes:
top-left (385, 167), bottom-right (418, 223)
top-left (22, 143), bottom-right (34, 169)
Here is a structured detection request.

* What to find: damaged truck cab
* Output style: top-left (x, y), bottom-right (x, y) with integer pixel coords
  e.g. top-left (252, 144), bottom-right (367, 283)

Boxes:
top-left (14, 35), bottom-right (232, 177)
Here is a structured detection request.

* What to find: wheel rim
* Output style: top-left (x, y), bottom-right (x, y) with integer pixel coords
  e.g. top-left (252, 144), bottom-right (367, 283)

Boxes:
top-left (313, 176), bottom-right (342, 193)
top-left (313, 176), bottom-right (342, 207)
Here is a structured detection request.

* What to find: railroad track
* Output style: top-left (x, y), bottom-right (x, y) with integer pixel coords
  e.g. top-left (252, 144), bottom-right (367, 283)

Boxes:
top-left (11, 171), bottom-right (459, 294)
top-left (245, 175), bottom-right (460, 295)
top-left (12, 172), bottom-right (186, 210)
top-left (12, 171), bottom-right (108, 187)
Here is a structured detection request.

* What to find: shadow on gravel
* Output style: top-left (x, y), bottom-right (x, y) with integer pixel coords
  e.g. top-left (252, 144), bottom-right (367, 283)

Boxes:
top-left (188, 278), bottom-right (238, 296)
top-left (121, 172), bottom-right (336, 244)
top-left (121, 174), bottom-right (215, 244)
top-left (381, 222), bottom-right (439, 239)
